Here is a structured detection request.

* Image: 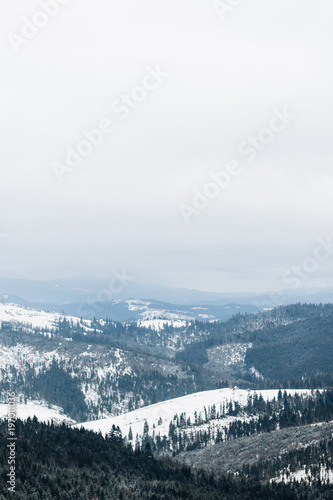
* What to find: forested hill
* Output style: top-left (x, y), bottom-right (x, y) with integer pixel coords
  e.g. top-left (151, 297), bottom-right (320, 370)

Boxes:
top-left (245, 314), bottom-right (333, 381)
top-left (1, 302), bottom-right (333, 423)
top-left (179, 303), bottom-right (333, 351)
top-left (1, 419), bottom-right (333, 500)
top-left (176, 303), bottom-right (333, 384)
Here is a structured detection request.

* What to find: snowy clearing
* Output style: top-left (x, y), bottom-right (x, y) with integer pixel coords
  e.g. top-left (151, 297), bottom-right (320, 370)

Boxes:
top-left (0, 399), bottom-right (75, 425)
top-left (0, 302), bottom-right (91, 332)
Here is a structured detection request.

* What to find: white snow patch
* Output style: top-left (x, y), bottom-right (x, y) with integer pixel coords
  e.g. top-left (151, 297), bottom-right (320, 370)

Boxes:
top-left (138, 319), bottom-right (187, 332)
top-left (0, 399), bottom-right (75, 425)
top-left (0, 302), bottom-right (92, 333)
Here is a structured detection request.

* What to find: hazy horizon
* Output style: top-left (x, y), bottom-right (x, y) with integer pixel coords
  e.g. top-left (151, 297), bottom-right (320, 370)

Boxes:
top-left (1, 274), bottom-right (333, 299)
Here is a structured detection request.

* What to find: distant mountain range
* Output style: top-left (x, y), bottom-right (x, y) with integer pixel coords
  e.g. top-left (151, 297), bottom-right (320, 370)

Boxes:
top-left (0, 299), bottom-right (258, 324)
top-left (1, 276), bottom-right (333, 321)
top-left (0, 276), bottom-right (257, 305)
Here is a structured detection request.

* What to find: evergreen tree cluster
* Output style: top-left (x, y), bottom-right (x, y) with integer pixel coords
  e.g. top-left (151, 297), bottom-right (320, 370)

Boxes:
top-left (143, 390), bottom-right (333, 455)
top-left (0, 418), bottom-right (332, 499)
top-left (243, 437), bottom-right (333, 482)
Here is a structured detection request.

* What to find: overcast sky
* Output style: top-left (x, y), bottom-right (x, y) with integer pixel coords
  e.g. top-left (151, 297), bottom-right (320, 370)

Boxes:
top-left (0, 0), bottom-right (333, 293)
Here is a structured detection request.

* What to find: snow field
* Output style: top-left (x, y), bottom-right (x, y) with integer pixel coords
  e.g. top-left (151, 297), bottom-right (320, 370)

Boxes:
top-left (0, 399), bottom-right (75, 425)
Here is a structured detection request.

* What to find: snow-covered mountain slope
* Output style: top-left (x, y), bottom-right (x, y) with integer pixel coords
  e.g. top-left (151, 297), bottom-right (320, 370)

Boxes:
top-left (0, 339), bottom-right (138, 418)
top-left (0, 301), bottom-right (196, 345)
top-left (0, 300), bottom-right (220, 333)
top-left (0, 327), bottom-right (200, 421)
top-left (75, 388), bottom-right (312, 442)
top-left (0, 302), bottom-right (93, 333)
top-left (0, 343), bottom-right (63, 374)
top-left (0, 399), bottom-right (75, 425)
top-left (1, 294), bottom-right (260, 323)
top-left (0, 301), bottom-right (192, 333)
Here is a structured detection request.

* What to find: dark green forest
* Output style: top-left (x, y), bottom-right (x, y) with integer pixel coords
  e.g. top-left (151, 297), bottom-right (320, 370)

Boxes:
top-left (245, 315), bottom-right (333, 381)
top-left (1, 419), bottom-right (332, 499)
top-left (176, 304), bottom-right (333, 383)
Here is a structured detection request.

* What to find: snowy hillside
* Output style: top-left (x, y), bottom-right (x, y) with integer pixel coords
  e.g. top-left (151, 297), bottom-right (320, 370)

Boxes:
top-left (0, 302), bottom-right (93, 333)
top-left (0, 339), bottom-right (140, 419)
top-left (76, 388), bottom-right (312, 443)
top-left (0, 399), bottom-right (75, 425)
top-left (0, 290), bottom-right (260, 322)
top-left (0, 301), bottom-right (191, 333)
top-left (0, 343), bottom-right (63, 374)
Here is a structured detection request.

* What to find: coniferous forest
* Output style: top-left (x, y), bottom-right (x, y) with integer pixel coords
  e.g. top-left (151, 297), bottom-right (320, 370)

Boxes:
top-left (1, 418), bottom-right (333, 500)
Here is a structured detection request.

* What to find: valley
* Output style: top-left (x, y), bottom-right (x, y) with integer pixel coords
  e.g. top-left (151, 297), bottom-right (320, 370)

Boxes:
top-left (0, 299), bottom-right (333, 494)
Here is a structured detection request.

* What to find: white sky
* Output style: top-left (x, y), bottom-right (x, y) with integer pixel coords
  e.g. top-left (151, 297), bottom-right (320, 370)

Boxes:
top-left (0, 0), bottom-right (333, 293)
